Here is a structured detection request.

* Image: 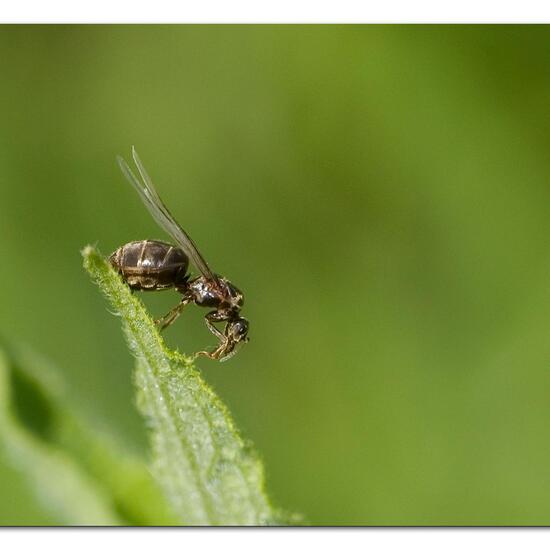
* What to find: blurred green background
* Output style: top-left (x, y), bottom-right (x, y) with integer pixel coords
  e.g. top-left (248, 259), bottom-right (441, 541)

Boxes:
top-left (1, 24), bottom-right (550, 525)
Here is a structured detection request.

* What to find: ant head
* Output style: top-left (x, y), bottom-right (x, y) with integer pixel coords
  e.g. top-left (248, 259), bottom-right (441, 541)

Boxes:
top-left (227, 317), bottom-right (249, 344)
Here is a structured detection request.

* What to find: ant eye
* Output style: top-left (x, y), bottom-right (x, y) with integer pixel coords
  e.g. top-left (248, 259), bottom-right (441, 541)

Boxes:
top-left (231, 319), bottom-right (249, 340)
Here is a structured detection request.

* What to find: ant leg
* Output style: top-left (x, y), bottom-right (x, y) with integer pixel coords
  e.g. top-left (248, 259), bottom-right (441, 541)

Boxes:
top-left (204, 312), bottom-right (224, 339)
top-left (194, 342), bottom-right (229, 361)
top-left (155, 297), bottom-right (191, 331)
top-left (193, 312), bottom-right (230, 361)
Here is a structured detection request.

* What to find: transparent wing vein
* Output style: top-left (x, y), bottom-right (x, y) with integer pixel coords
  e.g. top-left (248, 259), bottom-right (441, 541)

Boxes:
top-left (116, 148), bottom-right (217, 282)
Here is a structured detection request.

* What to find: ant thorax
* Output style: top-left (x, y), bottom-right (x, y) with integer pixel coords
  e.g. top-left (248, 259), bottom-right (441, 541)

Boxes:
top-left (188, 276), bottom-right (244, 312)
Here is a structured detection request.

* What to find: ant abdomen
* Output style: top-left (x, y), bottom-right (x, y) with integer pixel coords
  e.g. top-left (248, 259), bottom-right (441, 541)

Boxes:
top-left (110, 239), bottom-right (189, 291)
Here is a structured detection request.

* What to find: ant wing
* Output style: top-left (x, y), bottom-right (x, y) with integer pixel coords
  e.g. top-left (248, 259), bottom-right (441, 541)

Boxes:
top-left (117, 147), bottom-right (218, 283)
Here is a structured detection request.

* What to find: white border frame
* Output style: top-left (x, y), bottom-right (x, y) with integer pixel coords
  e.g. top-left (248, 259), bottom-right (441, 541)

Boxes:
top-left (1, 0), bottom-right (550, 23)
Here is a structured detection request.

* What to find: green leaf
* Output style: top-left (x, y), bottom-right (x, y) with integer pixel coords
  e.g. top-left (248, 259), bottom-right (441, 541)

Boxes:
top-left (0, 342), bottom-right (177, 526)
top-left (0, 345), bottom-right (120, 525)
top-left (82, 245), bottom-right (283, 525)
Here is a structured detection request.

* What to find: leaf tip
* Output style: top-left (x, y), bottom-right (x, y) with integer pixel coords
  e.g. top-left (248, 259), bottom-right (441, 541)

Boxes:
top-left (81, 243), bottom-right (101, 263)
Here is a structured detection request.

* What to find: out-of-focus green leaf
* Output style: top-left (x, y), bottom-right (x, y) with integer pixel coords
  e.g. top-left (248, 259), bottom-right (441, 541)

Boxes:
top-left (82, 245), bottom-right (283, 525)
top-left (0, 342), bottom-right (177, 526)
top-left (0, 346), bottom-right (119, 524)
